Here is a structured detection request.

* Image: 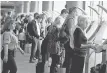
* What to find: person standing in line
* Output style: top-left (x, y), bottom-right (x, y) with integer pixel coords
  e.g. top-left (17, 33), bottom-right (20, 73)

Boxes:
top-left (48, 9), bottom-right (68, 73)
top-left (28, 13), bottom-right (39, 63)
top-left (59, 7), bottom-right (79, 73)
top-left (71, 15), bottom-right (96, 73)
top-left (29, 13), bottom-right (42, 63)
top-left (1, 20), bottom-right (24, 73)
top-left (35, 14), bottom-right (47, 60)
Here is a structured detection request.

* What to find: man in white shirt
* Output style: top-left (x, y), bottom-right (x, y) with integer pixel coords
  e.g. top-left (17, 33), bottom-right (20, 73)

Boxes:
top-left (53, 9), bottom-right (68, 29)
top-left (62, 7), bottom-right (79, 73)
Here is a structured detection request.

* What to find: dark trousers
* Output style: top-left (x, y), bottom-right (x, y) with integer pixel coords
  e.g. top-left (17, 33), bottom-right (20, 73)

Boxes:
top-left (50, 54), bottom-right (60, 73)
top-left (2, 50), bottom-right (17, 73)
top-left (63, 41), bottom-right (74, 73)
top-left (71, 54), bottom-right (85, 73)
top-left (30, 37), bottom-right (41, 61)
top-left (64, 51), bottom-right (73, 73)
top-left (19, 40), bottom-right (25, 51)
top-left (41, 53), bottom-right (50, 73)
top-left (40, 37), bottom-right (50, 73)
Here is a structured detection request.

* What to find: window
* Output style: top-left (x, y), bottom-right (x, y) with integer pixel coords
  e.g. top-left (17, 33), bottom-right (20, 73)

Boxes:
top-left (85, 1), bottom-right (106, 73)
top-left (52, 1), bottom-right (66, 21)
top-left (102, 1), bottom-right (107, 41)
top-left (85, 1), bottom-right (102, 21)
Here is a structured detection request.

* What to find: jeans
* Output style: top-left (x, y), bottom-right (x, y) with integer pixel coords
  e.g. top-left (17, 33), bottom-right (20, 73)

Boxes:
top-left (63, 41), bottom-right (74, 73)
top-left (30, 37), bottom-right (41, 61)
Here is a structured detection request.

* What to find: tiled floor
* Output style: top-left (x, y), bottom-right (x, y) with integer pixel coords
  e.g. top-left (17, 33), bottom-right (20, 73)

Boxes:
top-left (16, 51), bottom-right (50, 73)
top-left (1, 50), bottom-right (50, 73)
top-left (15, 51), bottom-right (36, 73)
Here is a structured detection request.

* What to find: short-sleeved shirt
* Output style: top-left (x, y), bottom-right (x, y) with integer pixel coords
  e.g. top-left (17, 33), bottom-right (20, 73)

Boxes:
top-left (3, 31), bottom-right (18, 50)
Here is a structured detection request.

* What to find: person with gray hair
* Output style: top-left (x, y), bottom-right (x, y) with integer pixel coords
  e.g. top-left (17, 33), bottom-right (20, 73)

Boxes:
top-left (71, 15), bottom-right (96, 73)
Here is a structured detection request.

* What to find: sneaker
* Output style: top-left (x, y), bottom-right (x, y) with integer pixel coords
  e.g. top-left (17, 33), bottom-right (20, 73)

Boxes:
top-left (33, 57), bottom-right (37, 60)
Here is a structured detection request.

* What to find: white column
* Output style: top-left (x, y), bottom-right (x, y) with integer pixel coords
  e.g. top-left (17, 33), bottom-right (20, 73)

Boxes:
top-left (21, 1), bottom-right (24, 13)
top-left (30, 1), bottom-right (38, 13)
top-left (42, 1), bottom-right (53, 11)
top-left (38, 1), bottom-right (42, 14)
top-left (66, 1), bottom-right (83, 15)
top-left (23, 1), bottom-right (30, 13)
top-left (15, 1), bottom-right (24, 14)
top-left (66, 1), bottom-right (83, 9)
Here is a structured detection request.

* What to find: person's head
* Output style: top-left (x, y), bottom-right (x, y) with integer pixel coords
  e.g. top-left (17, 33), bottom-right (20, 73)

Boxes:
top-left (4, 19), bottom-right (16, 31)
top-left (28, 15), bottom-right (33, 22)
top-left (34, 13), bottom-right (39, 19)
top-left (41, 13), bottom-right (47, 20)
top-left (77, 15), bottom-right (89, 30)
top-left (47, 17), bottom-right (53, 23)
top-left (36, 15), bottom-right (42, 23)
top-left (7, 11), bottom-right (11, 16)
top-left (20, 14), bottom-right (25, 19)
top-left (69, 7), bottom-right (78, 16)
top-left (61, 9), bottom-right (68, 18)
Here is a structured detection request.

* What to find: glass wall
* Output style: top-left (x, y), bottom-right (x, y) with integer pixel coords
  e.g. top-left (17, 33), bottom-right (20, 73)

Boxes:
top-left (52, 1), bottom-right (66, 21)
top-left (85, 1), bottom-right (107, 73)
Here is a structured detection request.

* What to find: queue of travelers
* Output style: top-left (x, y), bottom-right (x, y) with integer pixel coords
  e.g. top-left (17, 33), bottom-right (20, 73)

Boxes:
top-left (1, 6), bottom-right (106, 73)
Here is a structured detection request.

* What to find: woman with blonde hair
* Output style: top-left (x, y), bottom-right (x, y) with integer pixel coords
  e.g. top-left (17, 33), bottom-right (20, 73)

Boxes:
top-left (1, 19), bottom-right (24, 73)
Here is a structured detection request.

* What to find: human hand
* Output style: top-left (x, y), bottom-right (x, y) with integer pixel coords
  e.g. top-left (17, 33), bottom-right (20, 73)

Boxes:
top-left (90, 44), bottom-right (97, 50)
top-left (39, 37), bottom-right (43, 40)
top-left (102, 44), bottom-right (107, 50)
top-left (93, 44), bottom-right (103, 53)
top-left (87, 41), bottom-right (93, 44)
top-left (21, 50), bottom-right (25, 55)
top-left (87, 43), bottom-right (96, 50)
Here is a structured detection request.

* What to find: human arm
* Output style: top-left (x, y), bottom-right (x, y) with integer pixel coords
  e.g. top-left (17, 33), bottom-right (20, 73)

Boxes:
top-left (3, 32), bottom-right (11, 63)
top-left (74, 28), bottom-right (96, 49)
top-left (16, 44), bottom-right (25, 55)
top-left (3, 44), bottom-right (8, 63)
top-left (32, 21), bottom-right (40, 38)
top-left (81, 44), bottom-right (96, 49)
top-left (66, 18), bottom-right (76, 36)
